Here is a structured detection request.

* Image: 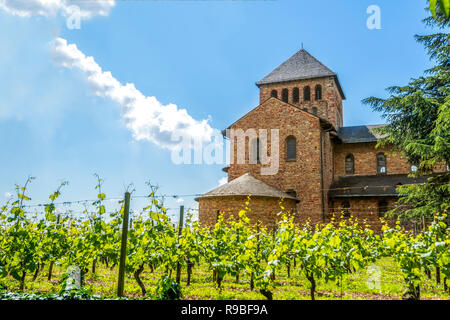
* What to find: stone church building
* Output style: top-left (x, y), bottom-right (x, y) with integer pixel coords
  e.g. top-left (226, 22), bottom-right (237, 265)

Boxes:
top-left (195, 49), bottom-right (442, 230)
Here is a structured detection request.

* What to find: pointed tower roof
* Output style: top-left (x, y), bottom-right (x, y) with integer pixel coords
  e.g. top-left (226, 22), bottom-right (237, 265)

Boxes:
top-left (256, 49), bottom-right (345, 99)
top-left (195, 173), bottom-right (298, 201)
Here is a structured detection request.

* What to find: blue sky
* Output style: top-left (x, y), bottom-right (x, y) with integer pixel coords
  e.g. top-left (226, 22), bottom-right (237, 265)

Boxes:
top-left (0, 0), bottom-right (437, 220)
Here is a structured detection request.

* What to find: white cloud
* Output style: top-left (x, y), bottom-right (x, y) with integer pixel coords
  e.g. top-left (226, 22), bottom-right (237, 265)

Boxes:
top-left (51, 37), bottom-right (214, 150)
top-left (4, 192), bottom-right (12, 199)
top-left (218, 177), bottom-right (227, 186)
top-left (0, 0), bottom-right (115, 19)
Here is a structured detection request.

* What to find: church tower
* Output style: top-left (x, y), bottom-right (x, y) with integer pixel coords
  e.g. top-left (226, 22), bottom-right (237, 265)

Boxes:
top-left (256, 49), bottom-right (345, 129)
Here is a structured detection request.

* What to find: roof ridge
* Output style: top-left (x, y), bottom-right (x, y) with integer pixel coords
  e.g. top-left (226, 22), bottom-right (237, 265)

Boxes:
top-left (256, 48), bottom-right (336, 86)
top-left (301, 49), bottom-right (335, 75)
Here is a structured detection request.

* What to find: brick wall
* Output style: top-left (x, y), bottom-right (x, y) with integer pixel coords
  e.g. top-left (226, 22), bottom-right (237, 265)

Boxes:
top-left (328, 197), bottom-right (397, 231)
top-left (258, 76), bottom-right (343, 128)
top-left (334, 142), bottom-right (412, 176)
top-left (321, 130), bottom-right (334, 216)
top-left (226, 97), bottom-right (325, 224)
top-left (198, 195), bottom-right (297, 230)
top-left (333, 142), bottom-right (447, 177)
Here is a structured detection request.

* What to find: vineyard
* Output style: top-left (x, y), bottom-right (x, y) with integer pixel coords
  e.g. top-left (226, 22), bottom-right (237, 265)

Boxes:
top-left (0, 177), bottom-right (449, 300)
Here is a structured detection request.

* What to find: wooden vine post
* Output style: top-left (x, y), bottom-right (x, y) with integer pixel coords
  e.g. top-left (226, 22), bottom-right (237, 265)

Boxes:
top-left (176, 205), bottom-right (184, 284)
top-left (117, 191), bottom-right (131, 297)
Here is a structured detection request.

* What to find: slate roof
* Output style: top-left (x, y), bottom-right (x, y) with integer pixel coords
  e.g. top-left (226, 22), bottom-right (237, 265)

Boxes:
top-left (337, 125), bottom-right (387, 143)
top-left (195, 173), bottom-right (298, 201)
top-left (256, 49), bottom-right (345, 99)
top-left (329, 174), bottom-right (430, 198)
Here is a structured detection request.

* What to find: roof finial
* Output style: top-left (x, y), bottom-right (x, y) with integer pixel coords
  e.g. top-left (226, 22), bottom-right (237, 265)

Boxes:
top-left (301, 42), bottom-right (304, 49)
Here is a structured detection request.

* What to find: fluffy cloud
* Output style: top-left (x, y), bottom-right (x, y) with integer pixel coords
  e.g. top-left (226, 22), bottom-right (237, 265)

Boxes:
top-left (51, 37), bottom-right (214, 149)
top-left (0, 0), bottom-right (115, 19)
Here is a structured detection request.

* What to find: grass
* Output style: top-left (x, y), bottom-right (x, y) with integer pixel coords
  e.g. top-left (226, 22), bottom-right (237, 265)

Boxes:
top-left (1, 257), bottom-right (448, 300)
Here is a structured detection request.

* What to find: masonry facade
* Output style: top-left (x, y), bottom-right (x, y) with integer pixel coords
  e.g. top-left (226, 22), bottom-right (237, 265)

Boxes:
top-left (196, 49), bottom-right (446, 230)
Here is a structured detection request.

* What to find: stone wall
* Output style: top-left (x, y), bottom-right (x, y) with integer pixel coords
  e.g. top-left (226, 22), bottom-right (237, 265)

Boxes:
top-left (258, 76), bottom-right (343, 128)
top-left (333, 142), bottom-right (448, 177)
top-left (198, 195), bottom-right (298, 230)
top-left (328, 197), bottom-right (397, 231)
top-left (226, 97), bottom-right (324, 224)
top-left (334, 142), bottom-right (412, 176)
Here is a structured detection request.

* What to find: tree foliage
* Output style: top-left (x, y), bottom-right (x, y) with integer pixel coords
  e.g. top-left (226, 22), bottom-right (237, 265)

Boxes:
top-left (429, 0), bottom-right (450, 18)
top-left (363, 4), bottom-right (450, 219)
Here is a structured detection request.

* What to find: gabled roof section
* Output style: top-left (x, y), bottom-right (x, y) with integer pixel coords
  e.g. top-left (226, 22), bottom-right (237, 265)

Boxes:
top-left (337, 125), bottom-right (386, 144)
top-left (256, 49), bottom-right (345, 99)
top-left (195, 173), bottom-right (298, 201)
top-left (221, 96), bottom-right (334, 137)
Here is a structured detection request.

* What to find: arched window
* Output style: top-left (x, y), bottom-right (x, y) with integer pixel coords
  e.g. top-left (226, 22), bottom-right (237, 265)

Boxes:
top-left (315, 85), bottom-right (322, 101)
top-left (303, 107), bottom-right (308, 112)
top-left (377, 153), bottom-right (386, 174)
top-left (292, 88), bottom-right (299, 103)
top-left (303, 86), bottom-right (311, 101)
top-left (345, 154), bottom-right (355, 175)
top-left (341, 201), bottom-right (350, 218)
top-left (286, 189), bottom-right (297, 198)
top-left (286, 136), bottom-right (297, 161)
top-left (271, 90), bottom-right (278, 98)
top-left (250, 138), bottom-right (261, 164)
top-left (378, 201), bottom-right (388, 217)
top-left (282, 88), bottom-right (289, 103)
top-left (312, 107), bottom-right (318, 115)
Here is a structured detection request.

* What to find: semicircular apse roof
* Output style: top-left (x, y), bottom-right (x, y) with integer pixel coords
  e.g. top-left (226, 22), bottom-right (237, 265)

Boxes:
top-left (196, 173), bottom-right (298, 201)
